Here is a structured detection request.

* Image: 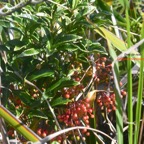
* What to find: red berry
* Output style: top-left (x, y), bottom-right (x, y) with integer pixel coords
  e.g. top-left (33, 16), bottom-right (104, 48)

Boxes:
top-left (85, 103), bottom-right (90, 108)
top-left (82, 128), bottom-right (87, 133)
top-left (73, 113), bottom-right (78, 119)
top-left (65, 93), bottom-right (70, 99)
top-left (42, 130), bottom-right (48, 137)
top-left (121, 90), bottom-right (127, 96)
top-left (112, 106), bottom-right (116, 111)
top-left (8, 130), bottom-right (14, 136)
top-left (86, 132), bottom-right (90, 136)
top-left (90, 114), bottom-right (94, 118)
top-left (107, 109), bottom-right (112, 113)
top-left (102, 57), bottom-right (107, 62)
top-left (75, 77), bottom-right (80, 81)
top-left (119, 82), bottom-right (123, 87)
top-left (37, 128), bottom-right (42, 136)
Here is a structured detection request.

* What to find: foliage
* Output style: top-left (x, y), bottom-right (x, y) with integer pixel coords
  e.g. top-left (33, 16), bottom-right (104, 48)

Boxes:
top-left (0, 0), bottom-right (144, 144)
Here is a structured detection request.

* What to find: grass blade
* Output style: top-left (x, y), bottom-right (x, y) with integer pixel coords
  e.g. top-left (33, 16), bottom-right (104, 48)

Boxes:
top-left (134, 14), bottom-right (144, 144)
top-left (125, 7), bottom-right (133, 144)
top-left (0, 105), bottom-right (41, 142)
top-left (108, 40), bottom-right (123, 144)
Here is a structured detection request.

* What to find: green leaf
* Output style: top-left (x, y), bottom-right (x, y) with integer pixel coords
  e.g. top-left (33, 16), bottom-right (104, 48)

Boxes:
top-left (46, 78), bottom-right (79, 92)
top-left (117, 0), bottom-right (129, 8)
top-left (88, 42), bottom-right (107, 54)
top-left (19, 92), bottom-right (34, 105)
top-left (68, 0), bottom-right (79, 9)
top-left (28, 69), bottom-right (54, 81)
top-left (29, 110), bottom-right (48, 119)
top-left (46, 40), bottom-right (51, 52)
top-left (77, 4), bottom-right (96, 16)
top-left (54, 34), bottom-right (82, 47)
top-left (0, 19), bottom-right (10, 27)
top-left (57, 43), bottom-right (79, 51)
top-left (14, 91), bottom-right (42, 108)
top-left (95, 27), bottom-right (127, 52)
top-left (51, 97), bottom-right (71, 107)
top-left (7, 39), bottom-right (25, 47)
top-left (0, 45), bottom-right (9, 51)
top-left (107, 40), bottom-right (119, 70)
top-left (17, 48), bottom-right (39, 57)
top-left (9, 27), bottom-right (24, 36)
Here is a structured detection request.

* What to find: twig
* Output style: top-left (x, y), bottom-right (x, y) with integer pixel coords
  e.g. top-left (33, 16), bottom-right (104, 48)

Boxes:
top-left (34, 126), bottom-right (117, 144)
top-left (109, 25), bottom-right (140, 37)
top-left (113, 39), bottom-right (144, 63)
top-left (75, 54), bottom-right (96, 101)
top-left (0, 0), bottom-right (49, 16)
top-left (80, 120), bottom-right (105, 144)
top-left (46, 0), bottom-right (69, 10)
top-left (93, 132), bottom-right (105, 144)
top-left (105, 110), bottom-right (116, 133)
top-left (0, 0), bottom-right (32, 16)
top-left (80, 66), bottom-right (91, 82)
top-left (110, 6), bottom-right (123, 40)
top-left (0, 118), bottom-right (10, 144)
top-left (31, 0), bottom-right (45, 4)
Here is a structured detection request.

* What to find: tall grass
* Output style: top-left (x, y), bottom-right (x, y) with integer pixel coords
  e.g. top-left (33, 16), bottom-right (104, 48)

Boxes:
top-left (134, 12), bottom-right (144, 144)
top-left (117, 1), bottom-right (144, 144)
top-left (125, 4), bottom-right (133, 144)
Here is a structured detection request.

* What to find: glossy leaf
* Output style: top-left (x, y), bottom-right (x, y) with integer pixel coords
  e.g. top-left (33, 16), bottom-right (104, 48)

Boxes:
top-left (57, 43), bottom-right (79, 51)
top-left (18, 91), bottom-right (34, 105)
top-left (54, 34), bottom-right (82, 47)
top-left (29, 110), bottom-right (48, 119)
top-left (68, 0), bottom-right (79, 9)
top-left (17, 48), bottom-right (40, 57)
top-left (51, 97), bottom-right (71, 107)
top-left (7, 39), bottom-right (25, 48)
top-left (46, 78), bottom-right (79, 92)
top-left (28, 69), bottom-right (54, 81)
top-left (88, 42), bottom-right (107, 54)
top-left (0, 45), bottom-right (9, 51)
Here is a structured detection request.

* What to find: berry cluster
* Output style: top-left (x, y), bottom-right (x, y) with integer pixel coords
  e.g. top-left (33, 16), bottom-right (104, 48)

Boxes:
top-left (37, 128), bottom-right (48, 138)
top-left (37, 127), bottom-right (63, 143)
top-left (62, 84), bottom-right (84, 99)
top-left (7, 128), bottom-right (15, 138)
top-left (31, 88), bottom-right (40, 99)
top-left (8, 84), bottom-right (23, 109)
top-left (94, 56), bottom-right (127, 112)
top-left (62, 71), bottom-right (84, 99)
top-left (121, 90), bottom-right (127, 98)
top-left (96, 92), bottom-right (116, 112)
top-left (95, 56), bottom-right (112, 85)
top-left (58, 98), bottom-right (94, 137)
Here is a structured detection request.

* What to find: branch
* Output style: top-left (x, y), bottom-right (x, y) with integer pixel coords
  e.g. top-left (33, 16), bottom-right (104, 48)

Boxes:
top-left (0, 0), bottom-right (31, 16)
top-left (0, 0), bottom-right (45, 16)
